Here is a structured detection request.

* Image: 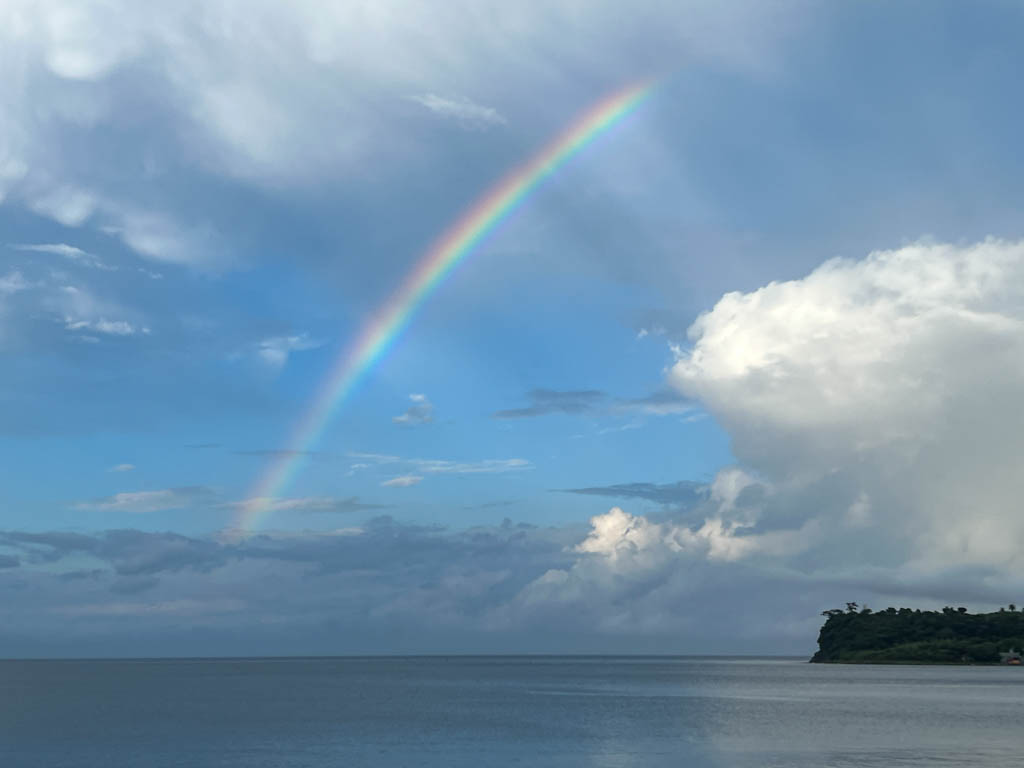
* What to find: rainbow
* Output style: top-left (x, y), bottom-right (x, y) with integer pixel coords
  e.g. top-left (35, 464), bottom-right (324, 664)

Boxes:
top-left (234, 80), bottom-right (654, 533)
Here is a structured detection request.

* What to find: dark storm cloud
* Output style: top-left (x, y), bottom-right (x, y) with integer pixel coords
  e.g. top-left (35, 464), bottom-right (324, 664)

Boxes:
top-left (493, 389), bottom-right (606, 418)
top-left (0, 554), bottom-right (20, 569)
top-left (557, 481), bottom-right (707, 505)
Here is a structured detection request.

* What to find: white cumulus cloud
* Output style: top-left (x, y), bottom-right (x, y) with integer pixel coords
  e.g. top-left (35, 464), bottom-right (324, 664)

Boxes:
top-left (670, 238), bottom-right (1024, 571)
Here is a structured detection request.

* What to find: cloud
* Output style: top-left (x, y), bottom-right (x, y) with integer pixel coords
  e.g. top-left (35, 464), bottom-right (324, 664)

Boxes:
top-left (224, 496), bottom-right (387, 514)
top-left (412, 458), bottom-right (530, 475)
top-left (0, 271), bottom-right (29, 295)
top-left (636, 324), bottom-right (666, 340)
top-left (5, 478), bottom-right (1023, 656)
top-left (670, 238), bottom-right (1024, 572)
top-left (0, 506), bottom-right (837, 655)
top-left (108, 463), bottom-right (135, 473)
top-left (494, 389), bottom-right (606, 418)
top-left (558, 481), bottom-right (707, 505)
top-left (0, 266), bottom-right (154, 348)
top-left (1, 528), bottom-right (225, 576)
top-left (411, 93), bottom-right (506, 127)
top-left (617, 389), bottom-right (694, 416)
top-left (495, 388), bottom-right (692, 426)
top-left (593, 420), bottom-right (644, 435)
top-left (12, 242), bottom-right (114, 270)
top-left (98, 205), bottom-right (223, 267)
top-left (348, 452), bottom-right (400, 464)
top-left (0, 0), bottom-right (806, 281)
top-left (47, 284), bottom-right (149, 337)
top-left (353, 452), bottom-right (532, 477)
top-left (568, 506), bottom-right (811, 564)
top-left (26, 187), bottom-right (98, 226)
top-left (74, 486), bottom-right (216, 514)
top-left (65, 317), bottom-right (148, 336)
top-left (381, 475), bottom-right (423, 488)
top-left (255, 334), bottom-right (322, 368)
top-left (393, 393), bottom-right (434, 425)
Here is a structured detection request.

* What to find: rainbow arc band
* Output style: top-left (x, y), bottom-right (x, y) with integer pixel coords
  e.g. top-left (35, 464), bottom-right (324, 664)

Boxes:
top-left (235, 80), bottom-right (655, 533)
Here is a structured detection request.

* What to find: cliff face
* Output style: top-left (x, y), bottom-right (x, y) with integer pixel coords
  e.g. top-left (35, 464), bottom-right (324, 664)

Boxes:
top-left (812, 607), bottom-right (1024, 663)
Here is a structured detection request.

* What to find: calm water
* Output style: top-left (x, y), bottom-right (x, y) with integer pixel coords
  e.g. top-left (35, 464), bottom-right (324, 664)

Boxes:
top-left (1, 656), bottom-right (1021, 767)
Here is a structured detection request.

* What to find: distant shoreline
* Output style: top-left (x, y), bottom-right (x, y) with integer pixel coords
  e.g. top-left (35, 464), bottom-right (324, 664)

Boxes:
top-left (0, 654), bottom-right (806, 663)
top-left (812, 605), bottom-right (1024, 665)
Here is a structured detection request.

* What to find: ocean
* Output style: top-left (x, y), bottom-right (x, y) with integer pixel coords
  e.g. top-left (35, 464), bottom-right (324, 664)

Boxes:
top-left (1, 656), bottom-right (1020, 767)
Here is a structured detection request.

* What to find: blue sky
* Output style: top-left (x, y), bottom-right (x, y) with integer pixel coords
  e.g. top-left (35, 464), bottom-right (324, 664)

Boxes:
top-left (3, 0), bottom-right (1024, 656)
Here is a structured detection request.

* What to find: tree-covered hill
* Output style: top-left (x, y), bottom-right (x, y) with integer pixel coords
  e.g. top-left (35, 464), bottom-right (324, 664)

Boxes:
top-left (812, 603), bottom-right (1024, 663)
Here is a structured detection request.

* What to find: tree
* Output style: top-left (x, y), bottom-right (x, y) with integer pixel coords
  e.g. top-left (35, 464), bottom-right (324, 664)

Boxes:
top-left (846, 602), bottom-right (859, 613)
top-left (1010, 604), bottom-right (1017, 612)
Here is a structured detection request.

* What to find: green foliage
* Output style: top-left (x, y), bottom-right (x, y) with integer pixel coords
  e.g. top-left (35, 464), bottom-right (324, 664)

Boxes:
top-left (812, 606), bottom-right (1024, 664)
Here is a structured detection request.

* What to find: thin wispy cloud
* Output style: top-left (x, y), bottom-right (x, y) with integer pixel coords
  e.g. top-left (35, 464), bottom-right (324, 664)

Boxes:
top-left (412, 458), bottom-right (530, 474)
top-left (381, 475), bottom-right (423, 488)
top-left (74, 487), bottom-right (216, 514)
top-left (494, 389), bottom-right (606, 419)
top-left (617, 389), bottom-right (694, 416)
top-left (411, 94), bottom-right (507, 128)
top-left (65, 318), bottom-right (149, 336)
top-left (108, 464), bottom-right (135, 473)
top-left (350, 452), bottom-right (532, 476)
top-left (223, 496), bottom-right (387, 514)
top-left (558, 481), bottom-right (707, 505)
top-left (47, 284), bottom-right (150, 339)
top-left (12, 243), bottom-right (115, 271)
